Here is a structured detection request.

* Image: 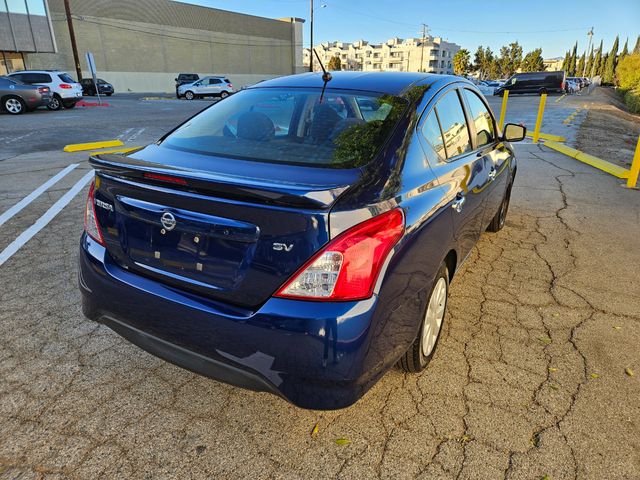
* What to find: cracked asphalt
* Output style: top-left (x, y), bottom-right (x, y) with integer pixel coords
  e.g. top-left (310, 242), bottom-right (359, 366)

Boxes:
top-left (1, 93), bottom-right (639, 479)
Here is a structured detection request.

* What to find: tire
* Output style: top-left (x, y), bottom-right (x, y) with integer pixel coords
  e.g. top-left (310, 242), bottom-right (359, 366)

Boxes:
top-left (220, 91), bottom-right (229, 99)
top-left (487, 178), bottom-right (513, 233)
top-left (3, 96), bottom-right (26, 115)
top-left (539, 88), bottom-right (547, 96)
top-left (106, 93), bottom-right (112, 97)
top-left (184, 90), bottom-right (195, 100)
top-left (399, 263), bottom-right (449, 373)
top-left (47, 95), bottom-right (63, 111)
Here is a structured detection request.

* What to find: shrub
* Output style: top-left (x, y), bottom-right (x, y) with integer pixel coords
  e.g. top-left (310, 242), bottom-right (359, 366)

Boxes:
top-left (623, 88), bottom-right (640, 114)
top-left (616, 54), bottom-right (640, 90)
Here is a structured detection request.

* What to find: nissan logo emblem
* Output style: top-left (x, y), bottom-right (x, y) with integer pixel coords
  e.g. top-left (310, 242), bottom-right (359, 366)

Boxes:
top-left (161, 212), bottom-right (177, 231)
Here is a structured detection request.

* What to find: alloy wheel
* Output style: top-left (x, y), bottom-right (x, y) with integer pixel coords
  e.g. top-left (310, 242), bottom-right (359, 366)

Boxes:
top-left (421, 277), bottom-right (447, 357)
top-left (5, 98), bottom-right (23, 114)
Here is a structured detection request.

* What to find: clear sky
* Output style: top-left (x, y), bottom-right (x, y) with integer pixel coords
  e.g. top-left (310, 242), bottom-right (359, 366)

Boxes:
top-left (181, 0), bottom-right (639, 58)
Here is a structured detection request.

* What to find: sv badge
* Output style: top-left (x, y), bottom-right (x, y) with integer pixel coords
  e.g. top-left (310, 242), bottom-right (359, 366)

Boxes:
top-left (273, 243), bottom-right (293, 252)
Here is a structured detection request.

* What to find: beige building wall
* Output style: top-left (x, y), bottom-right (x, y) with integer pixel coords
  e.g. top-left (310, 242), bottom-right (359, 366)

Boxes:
top-left (26, 0), bottom-right (302, 92)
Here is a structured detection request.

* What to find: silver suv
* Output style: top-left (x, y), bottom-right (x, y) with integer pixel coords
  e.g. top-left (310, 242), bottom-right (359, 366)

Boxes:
top-left (177, 76), bottom-right (234, 100)
top-left (8, 70), bottom-right (83, 110)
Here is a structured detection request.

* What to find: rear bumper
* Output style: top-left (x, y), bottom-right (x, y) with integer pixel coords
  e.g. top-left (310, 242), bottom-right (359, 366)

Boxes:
top-left (79, 234), bottom-right (381, 409)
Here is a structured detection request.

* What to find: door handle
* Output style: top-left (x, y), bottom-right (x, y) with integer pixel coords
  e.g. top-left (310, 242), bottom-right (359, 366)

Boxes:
top-left (488, 168), bottom-right (497, 180)
top-left (451, 193), bottom-right (466, 213)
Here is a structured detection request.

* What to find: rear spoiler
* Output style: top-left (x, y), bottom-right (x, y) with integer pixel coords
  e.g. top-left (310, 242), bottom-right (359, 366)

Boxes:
top-left (89, 153), bottom-right (351, 209)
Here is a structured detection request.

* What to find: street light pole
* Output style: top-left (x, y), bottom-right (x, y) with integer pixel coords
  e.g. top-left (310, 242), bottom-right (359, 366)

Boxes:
top-left (583, 27), bottom-right (593, 78)
top-left (63, 0), bottom-right (82, 81)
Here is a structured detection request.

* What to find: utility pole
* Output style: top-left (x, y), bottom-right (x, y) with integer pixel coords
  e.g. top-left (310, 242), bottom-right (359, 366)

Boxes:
top-left (309, 0), bottom-right (314, 72)
top-left (583, 27), bottom-right (593, 77)
top-left (418, 24), bottom-right (428, 72)
top-left (63, 0), bottom-right (82, 81)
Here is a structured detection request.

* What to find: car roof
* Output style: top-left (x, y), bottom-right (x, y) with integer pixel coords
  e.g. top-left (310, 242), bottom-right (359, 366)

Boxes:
top-left (250, 71), bottom-right (457, 96)
top-left (10, 70), bottom-right (67, 74)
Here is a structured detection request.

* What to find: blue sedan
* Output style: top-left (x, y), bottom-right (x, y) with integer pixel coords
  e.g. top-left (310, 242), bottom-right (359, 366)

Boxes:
top-left (79, 72), bottom-right (525, 409)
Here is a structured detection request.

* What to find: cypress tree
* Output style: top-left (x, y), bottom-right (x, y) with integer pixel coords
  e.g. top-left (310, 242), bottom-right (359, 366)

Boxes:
top-left (569, 42), bottom-right (578, 76)
top-left (602, 36), bottom-right (619, 84)
top-left (598, 53), bottom-right (608, 77)
top-left (633, 35), bottom-right (640, 54)
top-left (585, 46), bottom-right (594, 76)
top-left (577, 53), bottom-right (585, 77)
top-left (561, 51), bottom-right (570, 71)
top-left (592, 40), bottom-right (603, 77)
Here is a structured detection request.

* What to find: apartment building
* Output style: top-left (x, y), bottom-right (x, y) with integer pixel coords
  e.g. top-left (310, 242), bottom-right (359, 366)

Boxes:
top-left (304, 37), bottom-right (460, 74)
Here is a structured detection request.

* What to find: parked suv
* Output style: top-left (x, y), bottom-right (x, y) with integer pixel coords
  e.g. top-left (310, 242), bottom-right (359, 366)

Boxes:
top-left (81, 78), bottom-right (114, 96)
top-left (494, 71), bottom-right (565, 96)
top-left (0, 75), bottom-right (51, 114)
top-left (80, 72), bottom-right (525, 409)
top-left (177, 76), bottom-right (234, 100)
top-left (175, 73), bottom-right (199, 98)
top-left (8, 70), bottom-right (83, 110)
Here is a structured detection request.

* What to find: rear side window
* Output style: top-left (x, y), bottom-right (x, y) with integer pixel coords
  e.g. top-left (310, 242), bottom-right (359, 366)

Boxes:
top-left (58, 73), bottom-right (75, 83)
top-left (208, 78), bottom-right (222, 85)
top-left (162, 87), bottom-right (407, 169)
top-left (462, 89), bottom-right (495, 148)
top-left (420, 112), bottom-right (446, 162)
top-left (434, 90), bottom-right (472, 159)
top-left (224, 78), bottom-right (231, 84)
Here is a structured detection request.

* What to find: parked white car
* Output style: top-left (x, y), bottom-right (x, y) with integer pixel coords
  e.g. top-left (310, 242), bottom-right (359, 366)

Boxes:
top-left (8, 70), bottom-right (83, 110)
top-left (178, 76), bottom-right (234, 100)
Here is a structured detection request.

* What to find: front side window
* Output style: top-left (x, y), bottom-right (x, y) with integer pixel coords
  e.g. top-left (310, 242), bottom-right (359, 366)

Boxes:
top-left (462, 89), bottom-right (495, 148)
top-left (434, 90), bottom-right (472, 159)
top-left (162, 88), bottom-right (407, 169)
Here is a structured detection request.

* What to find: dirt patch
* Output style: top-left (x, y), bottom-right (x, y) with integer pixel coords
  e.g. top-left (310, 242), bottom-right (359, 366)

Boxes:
top-left (576, 87), bottom-right (640, 167)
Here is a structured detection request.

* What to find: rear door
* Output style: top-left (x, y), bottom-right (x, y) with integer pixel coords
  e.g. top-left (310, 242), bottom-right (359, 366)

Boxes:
top-left (206, 78), bottom-right (223, 95)
top-left (418, 87), bottom-right (491, 260)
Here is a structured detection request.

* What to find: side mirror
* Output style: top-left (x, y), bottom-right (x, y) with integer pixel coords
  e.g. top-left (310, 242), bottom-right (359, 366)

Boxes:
top-left (502, 123), bottom-right (526, 142)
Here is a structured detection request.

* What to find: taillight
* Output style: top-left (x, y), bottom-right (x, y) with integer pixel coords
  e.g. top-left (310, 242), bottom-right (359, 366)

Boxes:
top-left (38, 87), bottom-right (49, 93)
top-left (227, 83), bottom-right (233, 88)
top-left (275, 209), bottom-right (404, 301)
top-left (84, 180), bottom-right (105, 245)
top-left (60, 83), bottom-right (72, 89)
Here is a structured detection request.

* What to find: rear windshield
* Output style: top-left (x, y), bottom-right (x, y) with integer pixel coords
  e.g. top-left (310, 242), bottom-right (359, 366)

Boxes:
top-left (58, 73), bottom-right (76, 83)
top-left (162, 87), bottom-right (407, 168)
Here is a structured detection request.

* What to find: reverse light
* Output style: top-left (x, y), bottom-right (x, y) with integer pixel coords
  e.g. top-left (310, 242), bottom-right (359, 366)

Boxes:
top-left (275, 209), bottom-right (404, 301)
top-left (84, 180), bottom-right (105, 245)
top-left (37, 87), bottom-right (49, 93)
top-left (59, 83), bottom-right (73, 89)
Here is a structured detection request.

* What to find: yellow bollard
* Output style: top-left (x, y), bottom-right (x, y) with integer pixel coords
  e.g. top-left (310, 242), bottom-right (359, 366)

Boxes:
top-left (532, 93), bottom-right (547, 143)
top-left (626, 135), bottom-right (640, 188)
top-left (498, 90), bottom-right (509, 131)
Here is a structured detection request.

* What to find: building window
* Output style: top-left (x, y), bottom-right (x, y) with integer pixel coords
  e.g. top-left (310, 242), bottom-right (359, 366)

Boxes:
top-left (0, 51), bottom-right (26, 75)
top-left (6, 0), bottom-right (28, 14)
top-left (26, 0), bottom-right (46, 15)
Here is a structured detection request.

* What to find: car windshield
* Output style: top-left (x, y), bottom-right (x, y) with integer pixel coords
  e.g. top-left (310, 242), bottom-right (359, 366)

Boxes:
top-left (162, 87), bottom-right (407, 169)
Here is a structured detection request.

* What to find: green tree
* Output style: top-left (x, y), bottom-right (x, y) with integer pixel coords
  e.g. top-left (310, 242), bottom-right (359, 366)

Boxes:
top-left (473, 46), bottom-right (494, 79)
top-left (520, 48), bottom-right (545, 72)
top-left (585, 46), bottom-right (594, 76)
top-left (619, 38), bottom-right (629, 62)
top-left (453, 49), bottom-right (471, 75)
top-left (616, 53), bottom-right (640, 90)
top-left (598, 53), bottom-right (608, 77)
top-left (488, 59), bottom-right (501, 79)
top-left (602, 36), bottom-right (619, 84)
top-left (569, 42), bottom-right (578, 76)
top-left (592, 40), bottom-right (603, 77)
top-left (633, 35), bottom-right (640, 54)
top-left (561, 51), bottom-right (570, 71)
top-left (498, 41), bottom-right (523, 77)
top-left (327, 55), bottom-right (341, 71)
top-left (576, 53), bottom-right (585, 77)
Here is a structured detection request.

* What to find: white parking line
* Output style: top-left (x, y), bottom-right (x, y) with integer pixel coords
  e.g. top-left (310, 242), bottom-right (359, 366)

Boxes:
top-left (0, 164), bottom-right (78, 227)
top-left (0, 170), bottom-right (94, 267)
top-left (127, 127), bottom-right (146, 142)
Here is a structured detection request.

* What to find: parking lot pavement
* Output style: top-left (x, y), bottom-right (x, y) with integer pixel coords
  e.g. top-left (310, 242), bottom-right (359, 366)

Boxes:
top-left (1, 96), bottom-right (639, 479)
top-left (486, 92), bottom-right (589, 146)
